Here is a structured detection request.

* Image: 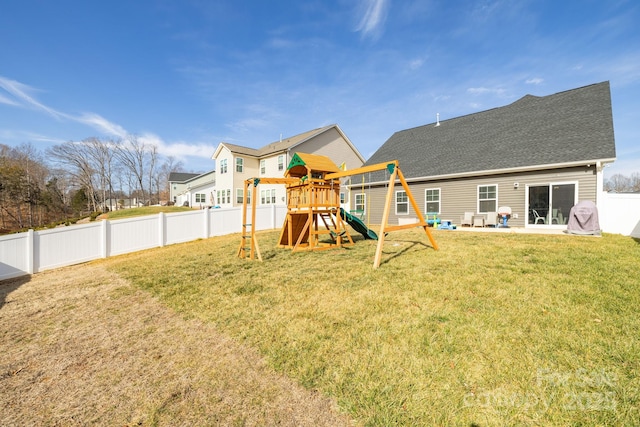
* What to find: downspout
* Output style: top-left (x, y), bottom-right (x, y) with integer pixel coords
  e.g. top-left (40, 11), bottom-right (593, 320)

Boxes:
top-left (595, 161), bottom-right (604, 207)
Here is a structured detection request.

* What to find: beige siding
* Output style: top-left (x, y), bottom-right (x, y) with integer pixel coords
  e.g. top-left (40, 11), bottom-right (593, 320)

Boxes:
top-left (351, 165), bottom-right (597, 227)
top-left (232, 156), bottom-right (260, 206)
top-left (295, 127), bottom-right (364, 171)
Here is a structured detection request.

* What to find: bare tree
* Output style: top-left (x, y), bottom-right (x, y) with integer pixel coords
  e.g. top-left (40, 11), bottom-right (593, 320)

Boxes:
top-left (606, 174), bottom-right (631, 192)
top-left (84, 137), bottom-right (117, 211)
top-left (630, 172), bottom-right (640, 192)
top-left (147, 144), bottom-right (158, 205)
top-left (47, 142), bottom-right (98, 211)
top-left (114, 135), bottom-right (157, 206)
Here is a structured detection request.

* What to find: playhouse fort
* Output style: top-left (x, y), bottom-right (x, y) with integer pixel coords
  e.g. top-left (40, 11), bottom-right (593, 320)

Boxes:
top-left (238, 153), bottom-right (438, 268)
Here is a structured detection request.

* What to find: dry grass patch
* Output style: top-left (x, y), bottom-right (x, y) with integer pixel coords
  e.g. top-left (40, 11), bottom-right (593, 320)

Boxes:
top-left (0, 263), bottom-right (354, 426)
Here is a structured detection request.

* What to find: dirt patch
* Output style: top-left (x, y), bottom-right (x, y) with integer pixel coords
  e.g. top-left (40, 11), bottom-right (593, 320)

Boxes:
top-left (0, 263), bottom-right (354, 426)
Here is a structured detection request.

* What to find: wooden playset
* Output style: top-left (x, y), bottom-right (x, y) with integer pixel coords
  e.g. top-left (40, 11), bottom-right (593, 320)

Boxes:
top-left (238, 153), bottom-right (438, 268)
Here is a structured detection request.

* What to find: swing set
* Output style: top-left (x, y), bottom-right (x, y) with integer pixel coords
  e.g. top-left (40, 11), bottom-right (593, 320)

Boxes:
top-left (238, 153), bottom-right (438, 269)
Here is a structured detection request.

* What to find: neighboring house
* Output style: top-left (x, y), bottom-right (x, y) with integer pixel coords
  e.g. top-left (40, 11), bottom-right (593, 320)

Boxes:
top-left (212, 124), bottom-right (365, 208)
top-left (351, 81), bottom-right (616, 228)
top-left (100, 198), bottom-right (144, 211)
top-left (169, 170), bottom-right (216, 208)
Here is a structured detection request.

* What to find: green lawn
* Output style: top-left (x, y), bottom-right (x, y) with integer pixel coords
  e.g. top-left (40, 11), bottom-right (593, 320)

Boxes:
top-left (102, 205), bottom-right (193, 220)
top-left (110, 229), bottom-right (640, 426)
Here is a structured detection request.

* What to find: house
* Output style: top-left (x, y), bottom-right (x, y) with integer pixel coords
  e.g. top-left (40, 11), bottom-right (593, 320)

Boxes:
top-left (351, 81), bottom-right (616, 228)
top-left (168, 170), bottom-right (216, 208)
top-left (100, 198), bottom-right (144, 211)
top-left (212, 124), bottom-right (365, 208)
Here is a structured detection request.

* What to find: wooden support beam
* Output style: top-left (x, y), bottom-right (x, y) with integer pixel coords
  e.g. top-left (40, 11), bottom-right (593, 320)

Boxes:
top-left (373, 164), bottom-right (398, 269)
top-left (396, 167), bottom-right (439, 251)
top-left (325, 160), bottom-right (398, 180)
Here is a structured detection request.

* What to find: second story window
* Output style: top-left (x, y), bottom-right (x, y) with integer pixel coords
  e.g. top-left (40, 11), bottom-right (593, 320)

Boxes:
top-left (219, 159), bottom-right (228, 174)
top-left (236, 157), bottom-right (243, 173)
top-left (260, 159), bottom-right (266, 175)
top-left (278, 155), bottom-right (284, 171)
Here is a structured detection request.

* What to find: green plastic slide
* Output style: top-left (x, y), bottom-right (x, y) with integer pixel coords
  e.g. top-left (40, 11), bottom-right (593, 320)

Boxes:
top-left (339, 208), bottom-right (378, 240)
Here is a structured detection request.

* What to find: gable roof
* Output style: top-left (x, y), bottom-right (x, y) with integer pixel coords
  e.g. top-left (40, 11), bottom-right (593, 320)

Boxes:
top-left (366, 81), bottom-right (616, 181)
top-left (169, 170), bottom-right (215, 184)
top-left (213, 124), bottom-right (365, 162)
top-left (168, 172), bottom-right (200, 183)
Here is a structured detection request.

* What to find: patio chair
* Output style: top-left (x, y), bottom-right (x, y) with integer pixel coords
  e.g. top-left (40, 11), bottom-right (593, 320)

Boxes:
top-left (460, 211), bottom-right (474, 227)
top-left (532, 209), bottom-right (546, 224)
top-left (485, 211), bottom-right (499, 227)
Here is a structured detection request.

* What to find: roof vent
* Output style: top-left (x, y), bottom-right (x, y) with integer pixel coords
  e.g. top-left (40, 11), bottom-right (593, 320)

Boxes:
top-left (435, 113), bottom-right (440, 127)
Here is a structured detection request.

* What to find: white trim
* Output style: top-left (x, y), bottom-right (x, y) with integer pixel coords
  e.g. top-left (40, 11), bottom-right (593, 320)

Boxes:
top-left (424, 187), bottom-right (441, 214)
top-left (524, 181), bottom-right (578, 228)
top-left (395, 190), bottom-right (409, 215)
top-left (354, 193), bottom-right (366, 212)
top-left (477, 184), bottom-right (498, 213)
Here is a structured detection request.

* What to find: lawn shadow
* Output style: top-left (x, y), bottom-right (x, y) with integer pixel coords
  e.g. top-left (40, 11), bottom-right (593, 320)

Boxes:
top-left (0, 275), bottom-right (31, 309)
top-left (379, 239), bottom-right (433, 267)
top-left (633, 237), bottom-right (640, 245)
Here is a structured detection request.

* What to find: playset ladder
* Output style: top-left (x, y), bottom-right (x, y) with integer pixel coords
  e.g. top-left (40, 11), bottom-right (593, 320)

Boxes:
top-left (237, 182), bottom-right (262, 261)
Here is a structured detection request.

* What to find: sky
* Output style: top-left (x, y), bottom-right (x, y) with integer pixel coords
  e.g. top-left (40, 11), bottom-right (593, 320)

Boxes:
top-left (1, 0), bottom-right (639, 177)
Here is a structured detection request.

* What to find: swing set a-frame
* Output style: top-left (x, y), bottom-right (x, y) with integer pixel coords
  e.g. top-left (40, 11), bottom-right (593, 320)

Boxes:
top-left (238, 153), bottom-right (438, 269)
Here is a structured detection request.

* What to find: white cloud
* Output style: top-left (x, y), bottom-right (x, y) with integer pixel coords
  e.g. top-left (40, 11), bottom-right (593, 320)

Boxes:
top-left (467, 86), bottom-right (506, 96)
top-left (0, 93), bottom-right (20, 106)
top-left (140, 132), bottom-right (216, 160)
top-left (525, 77), bottom-right (544, 85)
top-left (77, 112), bottom-right (128, 138)
top-left (409, 58), bottom-right (425, 70)
top-left (0, 76), bottom-right (63, 119)
top-left (355, 0), bottom-right (389, 39)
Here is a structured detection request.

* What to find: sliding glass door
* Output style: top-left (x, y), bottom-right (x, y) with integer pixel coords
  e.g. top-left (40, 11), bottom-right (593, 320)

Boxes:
top-left (527, 183), bottom-right (576, 225)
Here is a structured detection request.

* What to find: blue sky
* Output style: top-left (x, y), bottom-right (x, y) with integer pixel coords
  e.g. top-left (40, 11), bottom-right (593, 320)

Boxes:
top-left (1, 0), bottom-right (638, 177)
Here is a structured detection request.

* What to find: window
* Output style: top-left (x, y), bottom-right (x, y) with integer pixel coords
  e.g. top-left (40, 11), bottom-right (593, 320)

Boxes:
top-left (278, 155), bottom-right (284, 171)
top-left (355, 193), bottom-right (366, 213)
top-left (216, 190), bottom-right (221, 205)
top-left (527, 183), bottom-right (576, 225)
top-left (195, 193), bottom-right (206, 203)
top-left (478, 185), bottom-right (497, 213)
top-left (236, 188), bottom-right (244, 204)
top-left (219, 159), bottom-right (228, 174)
top-left (271, 189), bottom-right (276, 204)
top-left (261, 189), bottom-right (268, 204)
top-left (340, 192), bottom-right (346, 204)
top-left (260, 159), bottom-right (266, 175)
top-left (236, 157), bottom-right (243, 173)
top-left (396, 191), bottom-right (409, 215)
top-left (425, 188), bottom-right (441, 214)
top-left (226, 189), bottom-right (231, 204)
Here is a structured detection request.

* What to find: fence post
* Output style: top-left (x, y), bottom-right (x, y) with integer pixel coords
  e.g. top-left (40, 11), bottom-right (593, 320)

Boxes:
top-left (26, 229), bottom-right (34, 274)
top-left (101, 219), bottom-right (108, 258)
top-left (159, 212), bottom-right (165, 247)
top-left (271, 204), bottom-right (277, 229)
top-left (203, 208), bottom-right (210, 238)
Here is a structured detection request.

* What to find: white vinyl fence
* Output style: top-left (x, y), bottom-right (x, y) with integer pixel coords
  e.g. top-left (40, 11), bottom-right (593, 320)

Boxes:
top-left (2, 193), bottom-right (638, 281)
top-left (599, 192), bottom-right (640, 238)
top-left (0, 205), bottom-right (286, 281)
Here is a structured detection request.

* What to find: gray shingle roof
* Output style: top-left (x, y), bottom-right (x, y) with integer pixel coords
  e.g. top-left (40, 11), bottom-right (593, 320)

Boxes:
top-left (168, 172), bottom-right (200, 183)
top-left (365, 81), bottom-right (616, 180)
top-left (221, 125), bottom-right (339, 157)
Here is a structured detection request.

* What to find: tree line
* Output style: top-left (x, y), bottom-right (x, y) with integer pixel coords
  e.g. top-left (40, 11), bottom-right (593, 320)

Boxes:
top-left (0, 136), bottom-right (186, 233)
top-left (604, 173), bottom-right (640, 193)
